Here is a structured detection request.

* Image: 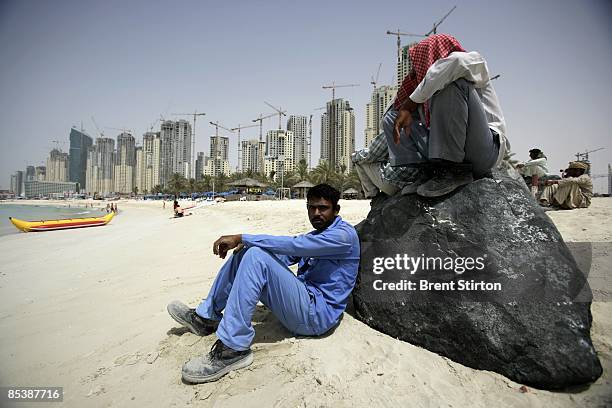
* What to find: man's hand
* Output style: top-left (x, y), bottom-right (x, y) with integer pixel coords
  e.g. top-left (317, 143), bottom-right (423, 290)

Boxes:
top-left (393, 109), bottom-right (413, 145)
top-left (213, 234), bottom-right (242, 259)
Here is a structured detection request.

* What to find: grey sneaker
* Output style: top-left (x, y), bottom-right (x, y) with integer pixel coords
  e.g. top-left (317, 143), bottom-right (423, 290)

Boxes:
top-left (167, 300), bottom-right (218, 336)
top-left (182, 339), bottom-right (253, 383)
top-left (401, 169), bottom-right (432, 195)
top-left (417, 164), bottom-right (473, 197)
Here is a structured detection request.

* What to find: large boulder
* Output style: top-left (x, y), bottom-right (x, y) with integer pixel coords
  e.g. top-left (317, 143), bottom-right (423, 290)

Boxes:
top-left (353, 171), bottom-right (603, 389)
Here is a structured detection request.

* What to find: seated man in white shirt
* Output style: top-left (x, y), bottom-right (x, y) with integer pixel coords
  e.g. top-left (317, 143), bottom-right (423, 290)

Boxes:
top-left (384, 34), bottom-right (509, 198)
top-left (517, 148), bottom-right (548, 195)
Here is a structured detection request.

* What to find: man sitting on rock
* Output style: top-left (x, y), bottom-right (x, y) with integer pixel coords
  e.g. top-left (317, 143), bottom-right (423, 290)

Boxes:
top-left (386, 34), bottom-right (510, 197)
top-left (167, 184), bottom-right (360, 383)
top-left (540, 161), bottom-right (593, 209)
top-left (351, 132), bottom-right (418, 199)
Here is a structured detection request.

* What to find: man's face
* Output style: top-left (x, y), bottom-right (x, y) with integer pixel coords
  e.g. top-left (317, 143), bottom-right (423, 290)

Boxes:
top-left (307, 197), bottom-right (339, 231)
top-left (565, 168), bottom-right (583, 178)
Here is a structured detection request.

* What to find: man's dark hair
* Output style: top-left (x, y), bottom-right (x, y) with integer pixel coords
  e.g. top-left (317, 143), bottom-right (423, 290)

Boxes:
top-left (307, 184), bottom-right (340, 209)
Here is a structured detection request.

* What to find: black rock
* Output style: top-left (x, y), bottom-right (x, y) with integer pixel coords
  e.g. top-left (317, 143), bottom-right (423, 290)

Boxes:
top-left (353, 171), bottom-right (603, 389)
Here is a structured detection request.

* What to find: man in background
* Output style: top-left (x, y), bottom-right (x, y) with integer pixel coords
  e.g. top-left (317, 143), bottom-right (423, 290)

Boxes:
top-left (540, 161), bottom-right (592, 209)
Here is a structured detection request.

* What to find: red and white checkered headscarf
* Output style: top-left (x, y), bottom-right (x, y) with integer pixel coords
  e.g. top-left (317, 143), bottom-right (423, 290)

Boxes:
top-left (393, 34), bottom-right (466, 125)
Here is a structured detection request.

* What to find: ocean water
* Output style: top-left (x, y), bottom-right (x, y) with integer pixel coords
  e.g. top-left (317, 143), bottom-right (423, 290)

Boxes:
top-left (0, 203), bottom-right (106, 237)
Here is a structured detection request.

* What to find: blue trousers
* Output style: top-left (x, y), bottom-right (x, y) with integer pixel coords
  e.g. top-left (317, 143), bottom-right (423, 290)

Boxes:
top-left (196, 247), bottom-right (316, 351)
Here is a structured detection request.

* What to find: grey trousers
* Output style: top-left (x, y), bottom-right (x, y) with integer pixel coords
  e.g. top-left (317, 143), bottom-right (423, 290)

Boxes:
top-left (384, 78), bottom-right (499, 177)
top-left (354, 162), bottom-right (400, 198)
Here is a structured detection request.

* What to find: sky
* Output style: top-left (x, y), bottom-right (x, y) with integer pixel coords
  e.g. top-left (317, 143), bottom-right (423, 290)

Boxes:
top-left (1, 0), bottom-right (611, 192)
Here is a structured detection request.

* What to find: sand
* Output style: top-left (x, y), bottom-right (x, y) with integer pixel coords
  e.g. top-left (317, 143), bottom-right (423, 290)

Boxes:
top-left (0, 198), bottom-right (610, 407)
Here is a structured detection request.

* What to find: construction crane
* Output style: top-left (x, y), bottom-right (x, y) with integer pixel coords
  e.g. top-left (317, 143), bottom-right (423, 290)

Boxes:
top-left (105, 126), bottom-right (134, 135)
top-left (90, 116), bottom-right (105, 137)
top-left (252, 112), bottom-right (277, 142)
top-left (231, 123), bottom-right (260, 172)
top-left (575, 148), bottom-right (605, 162)
top-left (264, 101), bottom-right (287, 130)
top-left (425, 5), bottom-right (457, 36)
top-left (575, 148), bottom-right (605, 175)
top-left (322, 82), bottom-right (360, 101)
top-left (370, 63), bottom-right (383, 90)
top-left (50, 140), bottom-right (67, 152)
top-left (173, 111), bottom-right (206, 179)
top-left (209, 121), bottom-right (233, 137)
top-left (491, 74), bottom-right (501, 81)
top-left (148, 116), bottom-right (164, 133)
top-left (386, 29), bottom-right (426, 71)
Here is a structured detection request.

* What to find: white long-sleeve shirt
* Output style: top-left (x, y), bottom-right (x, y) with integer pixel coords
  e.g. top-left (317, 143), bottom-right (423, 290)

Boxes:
top-left (409, 51), bottom-right (509, 167)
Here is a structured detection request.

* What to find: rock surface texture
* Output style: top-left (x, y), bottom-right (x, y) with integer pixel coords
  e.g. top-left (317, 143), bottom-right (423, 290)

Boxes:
top-left (353, 171), bottom-right (603, 389)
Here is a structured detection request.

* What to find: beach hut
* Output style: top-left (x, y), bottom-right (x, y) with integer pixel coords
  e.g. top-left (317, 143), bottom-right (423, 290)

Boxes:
top-left (342, 187), bottom-right (360, 200)
top-left (227, 178), bottom-right (268, 194)
top-left (292, 180), bottom-right (315, 199)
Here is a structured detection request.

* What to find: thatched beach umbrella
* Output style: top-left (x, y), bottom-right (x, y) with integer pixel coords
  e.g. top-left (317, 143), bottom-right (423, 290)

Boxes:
top-left (342, 187), bottom-right (359, 200)
top-left (292, 180), bottom-right (315, 199)
top-left (228, 178), bottom-right (268, 194)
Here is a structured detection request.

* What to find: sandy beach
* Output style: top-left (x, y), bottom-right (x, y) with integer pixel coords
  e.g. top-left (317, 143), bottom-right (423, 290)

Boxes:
top-left (0, 198), bottom-right (610, 407)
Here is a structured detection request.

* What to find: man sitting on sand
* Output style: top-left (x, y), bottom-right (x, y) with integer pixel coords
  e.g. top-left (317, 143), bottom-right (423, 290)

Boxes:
top-left (173, 200), bottom-right (184, 217)
top-left (540, 161), bottom-right (593, 210)
top-left (167, 184), bottom-right (360, 383)
top-left (517, 148), bottom-right (548, 196)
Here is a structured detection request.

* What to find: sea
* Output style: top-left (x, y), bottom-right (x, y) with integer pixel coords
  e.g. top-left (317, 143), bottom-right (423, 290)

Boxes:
top-left (0, 203), bottom-right (105, 237)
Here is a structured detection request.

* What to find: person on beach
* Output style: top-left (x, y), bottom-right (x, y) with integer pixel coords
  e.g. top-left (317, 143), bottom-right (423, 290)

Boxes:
top-left (517, 148), bottom-right (548, 195)
top-left (173, 200), bottom-right (184, 217)
top-left (355, 34), bottom-right (508, 198)
top-left (540, 161), bottom-right (592, 209)
top-left (167, 184), bottom-right (360, 383)
top-left (517, 148), bottom-right (548, 180)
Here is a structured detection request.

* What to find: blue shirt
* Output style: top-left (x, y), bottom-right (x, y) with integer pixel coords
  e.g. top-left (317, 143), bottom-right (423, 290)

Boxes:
top-left (241, 216), bottom-right (360, 334)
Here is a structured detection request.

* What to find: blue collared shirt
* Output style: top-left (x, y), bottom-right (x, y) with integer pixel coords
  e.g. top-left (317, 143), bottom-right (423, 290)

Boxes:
top-left (241, 216), bottom-right (360, 334)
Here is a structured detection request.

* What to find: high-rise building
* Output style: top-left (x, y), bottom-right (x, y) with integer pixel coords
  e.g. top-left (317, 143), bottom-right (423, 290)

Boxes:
top-left (397, 43), bottom-right (416, 86)
top-left (159, 120), bottom-right (192, 183)
top-left (241, 140), bottom-right (266, 174)
top-left (265, 129), bottom-right (295, 179)
top-left (86, 137), bottom-right (115, 195)
top-left (195, 152), bottom-right (205, 181)
top-left (69, 127), bottom-right (93, 189)
top-left (140, 132), bottom-right (162, 192)
top-left (320, 98), bottom-right (355, 172)
top-left (209, 135), bottom-right (231, 176)
top-left (287, 115), bottom-right (308, 167)
top-left (24, 180), bottom-right (78, 199)
top-left (114, 133), bottom-right (136, 194)
top-left (10, 171), bottom-right (24, 196)
top-left (365, 85), bottom-right (397, 147)
top-left (135, 146), bottom-right (144, 194)
top-left (35, 166), bottom-right (46, 181)
top-left (25, 166), bottom-right (35, 181)
top-left (46, 149), bottom-right (69, 182)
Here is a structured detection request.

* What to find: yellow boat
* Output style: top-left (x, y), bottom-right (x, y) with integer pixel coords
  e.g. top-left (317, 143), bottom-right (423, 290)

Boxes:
top-left (9, 212), bottom-right (115, 232)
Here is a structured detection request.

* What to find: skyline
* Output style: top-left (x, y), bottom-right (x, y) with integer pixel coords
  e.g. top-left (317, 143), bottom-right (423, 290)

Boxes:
top-left (1, 0), bottom-right (611, 192)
